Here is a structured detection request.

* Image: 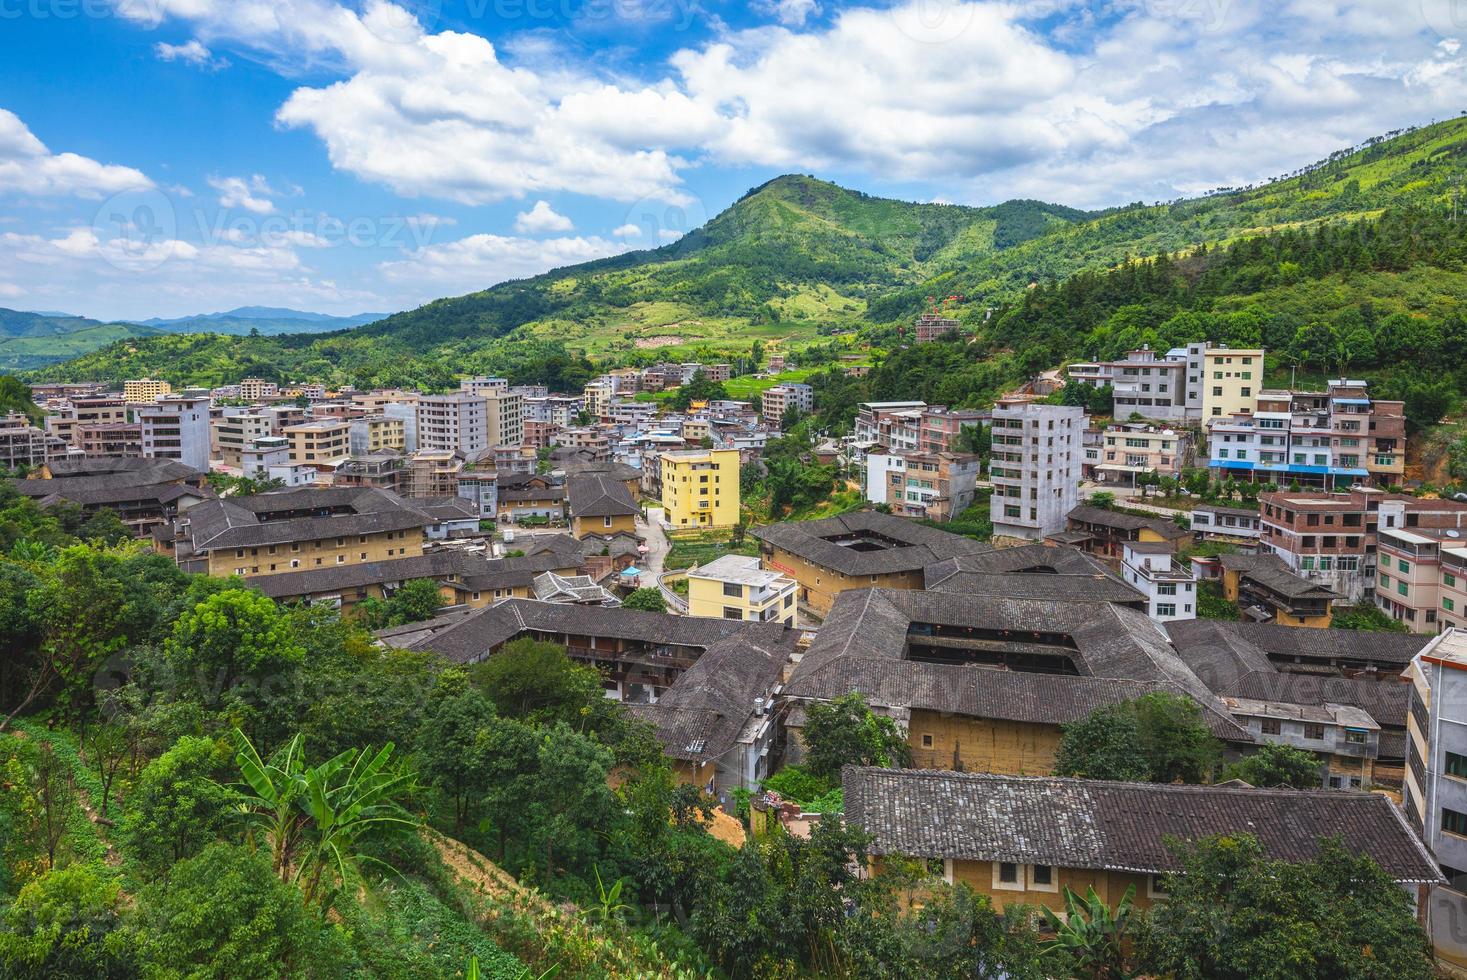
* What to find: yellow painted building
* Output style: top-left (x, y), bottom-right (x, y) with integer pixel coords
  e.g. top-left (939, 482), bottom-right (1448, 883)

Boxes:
top-left (284, 418), bottom-right (352, 471)
top-left (686, 554), bottom-right (797, 625)
top-left (660, 448), bottom-right (740, 528)
top-left (123, 378), bottom-right (172, 402)
top-left (352, 415), bottom-right (405, 454)
top-left (1201, 346), bottom-right (1264, 420)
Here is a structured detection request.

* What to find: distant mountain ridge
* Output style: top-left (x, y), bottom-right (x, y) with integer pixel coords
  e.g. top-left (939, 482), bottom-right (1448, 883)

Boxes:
top-left (0, 306), bottom-right (388, 371)
top-left (128, 307), bottom-right (390, 335)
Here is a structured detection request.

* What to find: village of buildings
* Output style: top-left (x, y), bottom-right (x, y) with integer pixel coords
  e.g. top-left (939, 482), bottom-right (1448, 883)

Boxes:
top-left (8, 316), bottom-right (1467, 964)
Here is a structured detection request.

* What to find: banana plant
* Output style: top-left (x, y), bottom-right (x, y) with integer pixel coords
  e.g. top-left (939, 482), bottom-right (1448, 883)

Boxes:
top-left (227, 727), bottom-right (419, 910)
top-left (590, 866), bottom-right (632, 926)
top-left (1039, 883), bottom-right (1136, 979)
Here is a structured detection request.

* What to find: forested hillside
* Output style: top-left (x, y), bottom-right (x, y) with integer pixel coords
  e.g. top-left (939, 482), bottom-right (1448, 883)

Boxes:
top-left (27, 117), bottom-right (1467, 407)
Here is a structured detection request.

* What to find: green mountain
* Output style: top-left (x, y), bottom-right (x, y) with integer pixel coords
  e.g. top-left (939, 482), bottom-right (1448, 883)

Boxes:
top-left (133, 306), bottom-right (389, 335)
top-left (0, 310), bottom-right (167, 371)
top-left (26, 117), bottom-right (1467, 395)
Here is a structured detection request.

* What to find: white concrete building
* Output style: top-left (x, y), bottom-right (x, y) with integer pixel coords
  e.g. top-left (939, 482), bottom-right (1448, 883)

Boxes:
top-left (988, 399), bottom-right (1086, 540)
top-left (1120, 541), bottom-right (1196, 623)
top-left (135, 394), bottom-right (211, 472)
top-left (416, 392), bottom-right (488, 460)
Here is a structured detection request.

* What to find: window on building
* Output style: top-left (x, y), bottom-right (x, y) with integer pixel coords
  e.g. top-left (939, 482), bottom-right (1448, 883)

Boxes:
top-left (723, 607), bottom-right (742, 620)
top-left (1303, 724), bottom-right (1326, 740)
top-left (1446, 751), bottom-right (1467, 779)
top-left (1344, 729), bottom-right (1366, 745)
top-left (1261, 718), bottom-right (1281, 735)
top-left (723, 581), bottom-right (742, 598)
top-left (1445, 808), bottom-right (1467, 837)
top-left (1157, 603), bottom-right (1177, 617)
top-left (921, 734), bottom-right (933, 748)
top-left (998, 862), bottom-right (1019, 884)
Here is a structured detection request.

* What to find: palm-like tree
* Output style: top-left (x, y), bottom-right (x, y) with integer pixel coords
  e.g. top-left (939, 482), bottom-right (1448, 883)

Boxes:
top-left (1040, 884), bottom-right (1136, 979)
top-left (227, 728), bottom-right (419, 910)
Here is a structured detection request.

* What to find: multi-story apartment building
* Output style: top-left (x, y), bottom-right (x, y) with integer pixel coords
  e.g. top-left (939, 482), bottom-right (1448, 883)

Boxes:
top-left (1403, 629), bottom-right (1467, 967)
top-left (761, 384), bottom-right (814, 423)
top-left (211, 412), bottom-right (273, 467)
top-left (0, 413), bottom-right (63, 470)
top-left (459, 376), bottom-right (508, 395)
top-left (331, 451), bottom-right (405, 493)
top-left (1226, 696), bottom-right (1380, 790)
top-left (864, 449), bottom-right (980, 522)
top-left (661, 448), bottom-right (740, 529)
top-left (1093, 422), bottom-right (1189, 485)
top-left (484, 389), bottom-right (523, 449)
top-left (46, 395), bottom-right (128, 447)
top-left (687, 554), bottom-right (797, 626)
top-left (1259, 488), bottom-right (1467, 604)
top-left (1189, 503), bottom-right (1262, 546)
top-left (1376, 528), bottom-right (1467, 633)
top-left (1208, 379), bottom-right (1406, 488)
top-left (136, 394), bottom-right (211, 472)
top-left (239, 377), bottom-right (279, 401)
top-left (988, 400), bottom-right (1086, 541)
top-left (913, 312), bottom-right (961, 342)
top-left (523, 419), bottom-right (560, 449)
top-left (854, 401), bottom-right (926, 450)
top-left (1067, 345), bottom-right (1202, 421)
top-left (524, 394), bottom-right (581, 427)
top-left (382, 402), bottom-right (418, 453)
top-left (76, 423), bottom-right (142, 459)
top-left (918, 406), bottom-right (985, 454)
top-left (695, 363), bottom-right (732, 382)
top-left (417, 392), bottom-right (489, 460)
top-left (1201, 345), bottom-right (1264, 420)
top-left (123, 378), bottom-right (172, 402)
top-left (283, 418), bottom-right (351, 473)
top-left (348, 415), bottom-right (406, 456)
top-left (582, 378), bottom-right (615, 418)
top-left (240, 436), bottom-right (318, 487)
top-left (1119, 541), bottom-right (1195, 623)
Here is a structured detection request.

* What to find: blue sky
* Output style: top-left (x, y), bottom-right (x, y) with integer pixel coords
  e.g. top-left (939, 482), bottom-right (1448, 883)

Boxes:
top-left (2, 0), bottom-right (1466, 320)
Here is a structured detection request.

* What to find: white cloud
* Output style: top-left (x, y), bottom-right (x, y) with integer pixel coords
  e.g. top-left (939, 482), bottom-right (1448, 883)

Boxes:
top-left (208, 174), bottom-right (276, 214)
top-left (612, 223), bottom-right (642, 237)
top-left (755, 0), bottom-right (820, 27)
top-left (377, 231), bottom-right (632, 300)
top-left (514, 200), bottom-right (574, 233)
top-left (0, 108), bottom-right (154, 199)
top-left (0, 224), bottom-right (382, 320)
top-left (154, 40), bottom-right (228, 69)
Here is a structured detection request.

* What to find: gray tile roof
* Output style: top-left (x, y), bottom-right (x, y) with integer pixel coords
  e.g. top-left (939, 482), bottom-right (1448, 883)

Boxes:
top-left (629, 625), bottom-right (795, 762)
top-left (567, 475), bottom-right (638, 518)
top-left (1068, 504), bottom-right (1189, 540)
top-left (244, 548), bottom-right (582, 599)
top-left (1226, 621), bottom-right (1430, 667)
top-left (177, 487), bottom-right (440, 553)
top-left (751, 510), bottom-right (990, 576)
top-left (842, 767), bottom-right (1442, 883)
top-left (925, 546), bottom-right (1143, 604)
top-left (790, 588), bottom-right (1248, 740)
top-left (1220, 554), bottom-right (1338, 600)
top-left (393, 597), bottom-right (758, 664)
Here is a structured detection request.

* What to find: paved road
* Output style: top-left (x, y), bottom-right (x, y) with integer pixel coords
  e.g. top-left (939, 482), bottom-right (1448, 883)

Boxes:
top-left (639, 506), bottom-right (688, 612)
